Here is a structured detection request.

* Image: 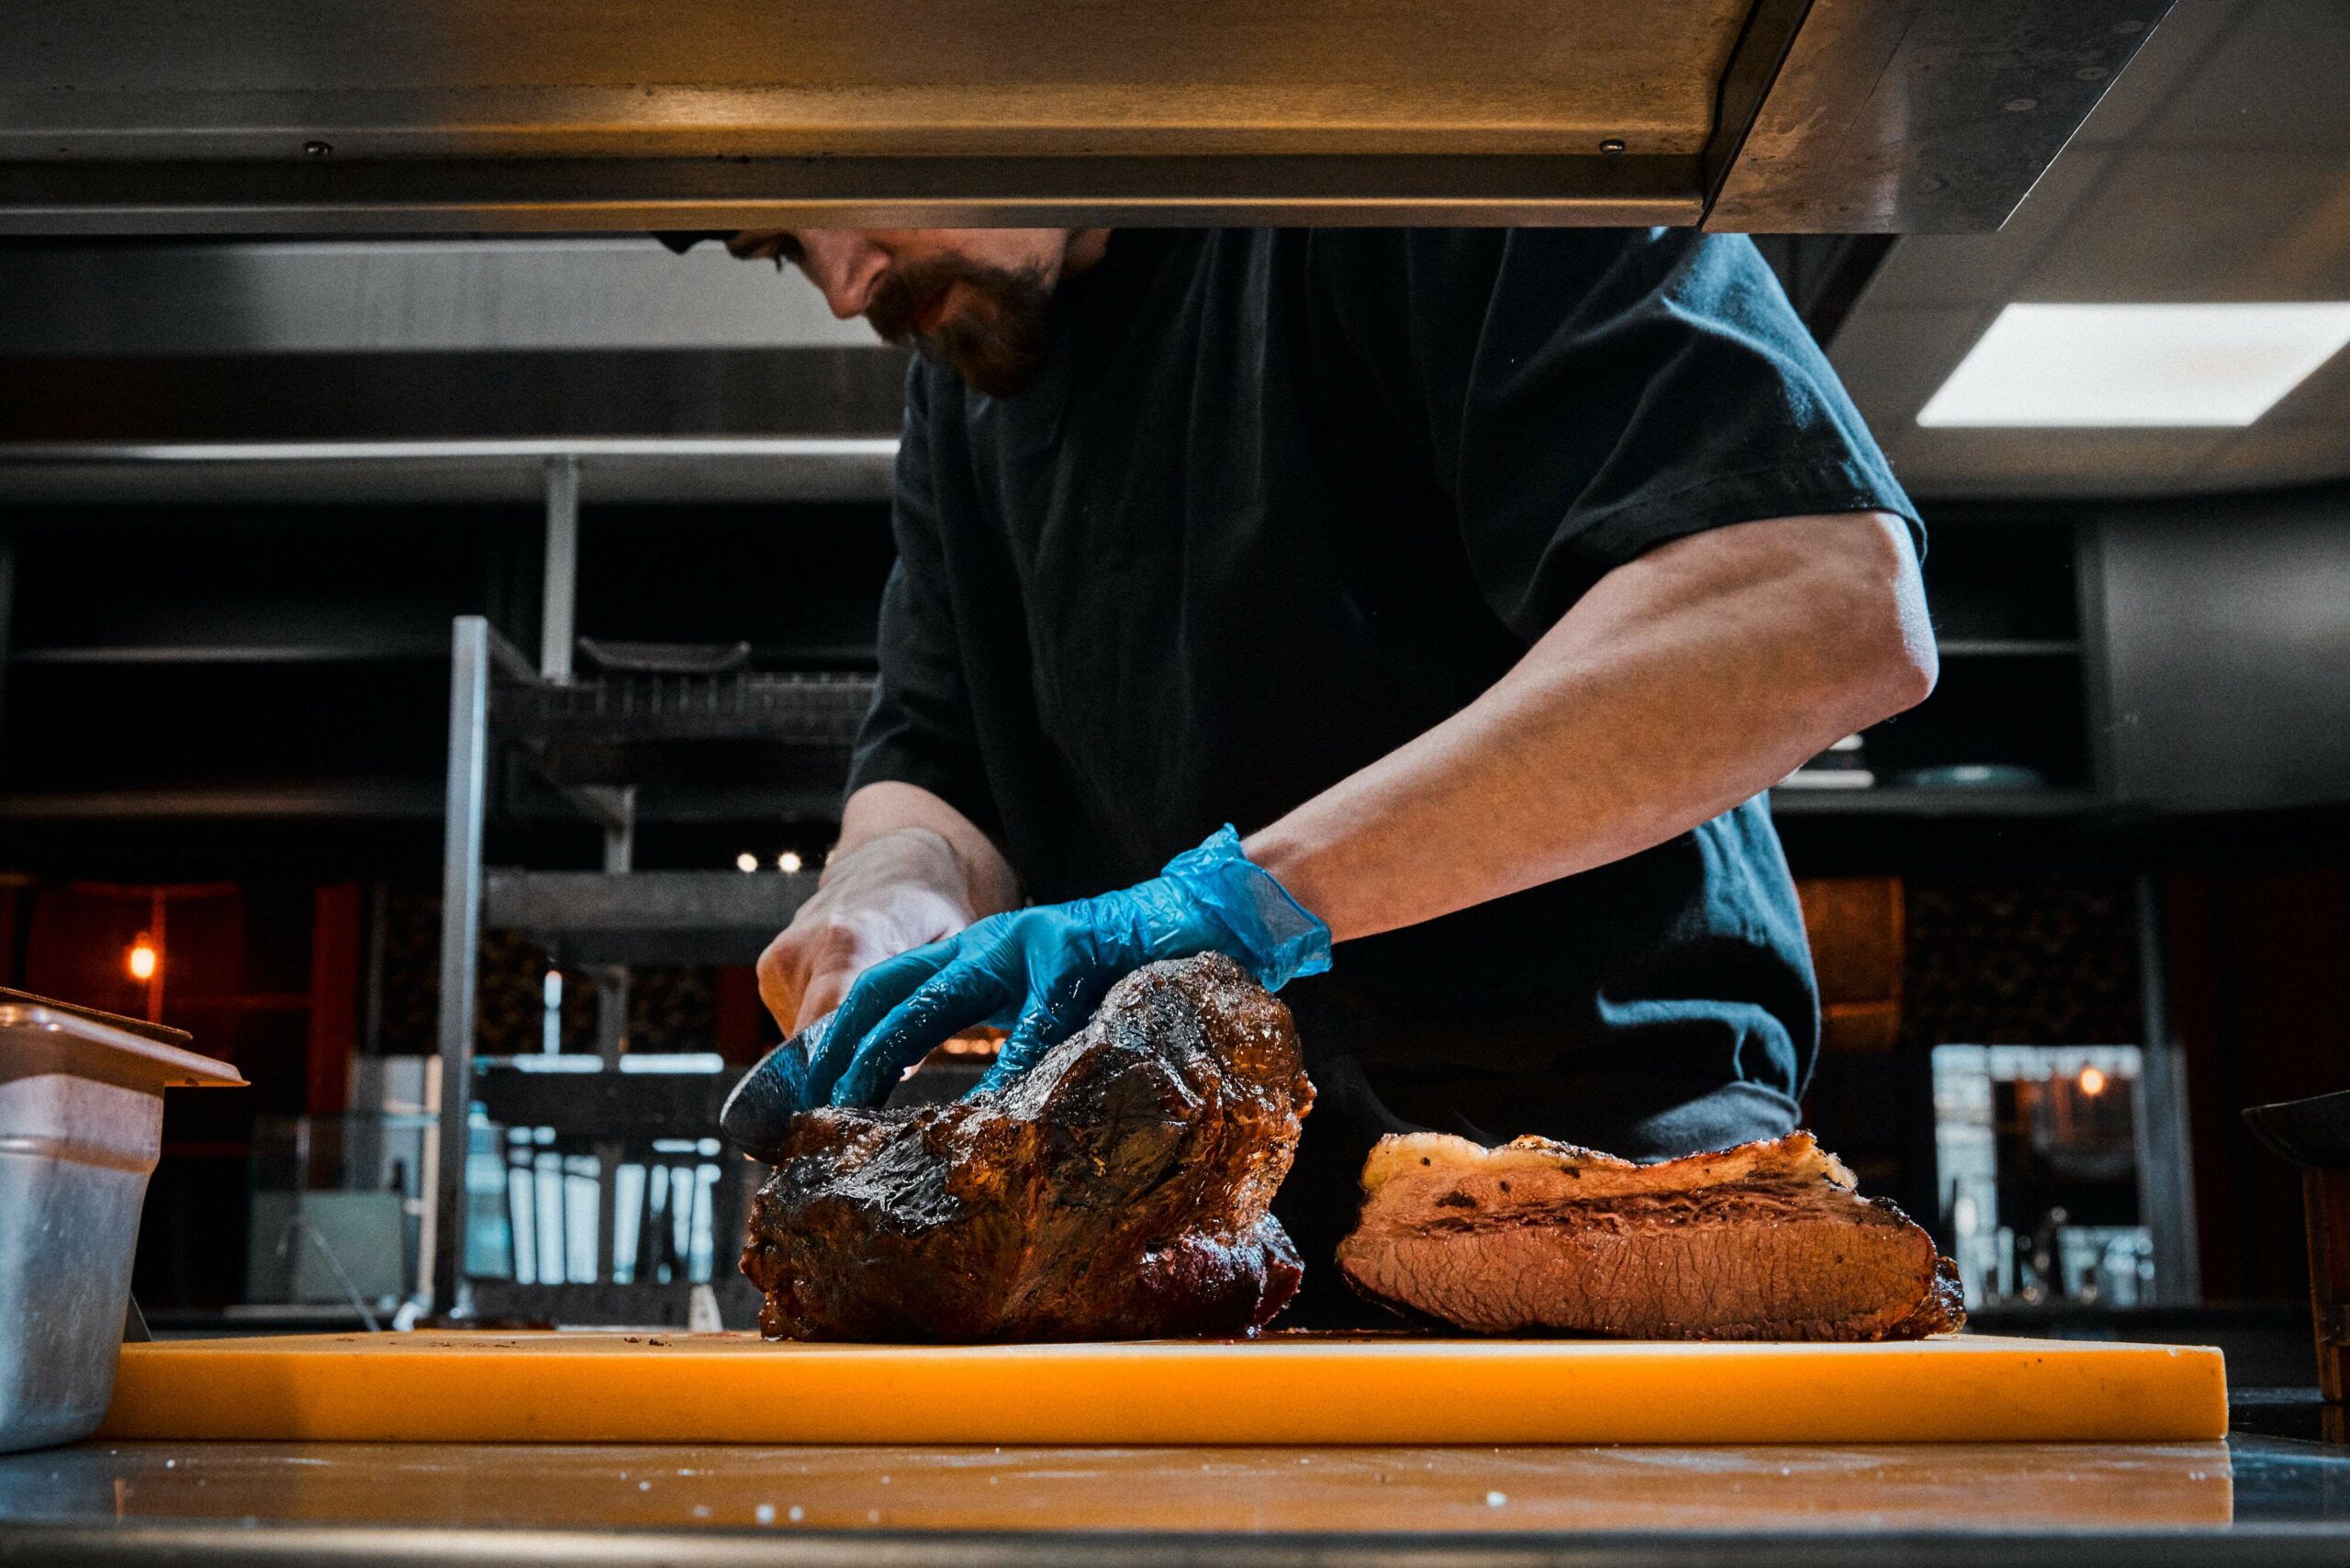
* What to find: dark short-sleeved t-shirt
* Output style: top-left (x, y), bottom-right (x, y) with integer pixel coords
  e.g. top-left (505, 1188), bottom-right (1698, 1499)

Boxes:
top-left (849, 227), bottom-right (1915, 1147)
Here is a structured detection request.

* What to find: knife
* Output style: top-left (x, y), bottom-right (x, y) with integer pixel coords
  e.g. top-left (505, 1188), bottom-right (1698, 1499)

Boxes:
top-left (718, 1009), bottom-right (835, 1161)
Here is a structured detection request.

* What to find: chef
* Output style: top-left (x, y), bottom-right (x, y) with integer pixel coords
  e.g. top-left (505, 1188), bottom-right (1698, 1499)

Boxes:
top-left (684, 225), bottom-right (1933, 1323)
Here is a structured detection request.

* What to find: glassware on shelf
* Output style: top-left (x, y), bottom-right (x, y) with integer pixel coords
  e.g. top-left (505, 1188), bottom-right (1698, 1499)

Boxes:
top-left (245, 1107), bottom-right (433, 1317)
top-left (1932, 1044), bottom-right (2155, 1311)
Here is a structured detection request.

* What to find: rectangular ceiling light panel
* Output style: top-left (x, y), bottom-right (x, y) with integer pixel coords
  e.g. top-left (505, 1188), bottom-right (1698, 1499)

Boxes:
top-left (1918, 303), bottom-right (2350, 428)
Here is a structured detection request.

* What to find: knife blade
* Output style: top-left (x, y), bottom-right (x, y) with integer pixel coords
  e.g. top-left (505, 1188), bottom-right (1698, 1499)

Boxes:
top-left (718, 1008), bottom-right (834, 1160)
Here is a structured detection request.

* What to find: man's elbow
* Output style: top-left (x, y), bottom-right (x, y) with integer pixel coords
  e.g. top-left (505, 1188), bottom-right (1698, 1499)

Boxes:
top-left (1874, 600), bottom-right (1938, 718)
top-left (1835, 511), bottom-right (1938, 725)
top-left (1874, 637), bottom-right (1938, 727)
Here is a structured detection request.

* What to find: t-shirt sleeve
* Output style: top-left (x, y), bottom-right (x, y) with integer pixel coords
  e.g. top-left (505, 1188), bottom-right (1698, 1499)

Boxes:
top-left (1314, 230), bottom-right (1919, 644)
top-left (844, 365), bottom-right (1003, 834)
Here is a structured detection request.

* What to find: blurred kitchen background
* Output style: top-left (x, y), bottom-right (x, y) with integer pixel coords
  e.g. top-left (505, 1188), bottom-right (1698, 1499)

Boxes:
top-left (0, 0), bottom-right (2344, 1356)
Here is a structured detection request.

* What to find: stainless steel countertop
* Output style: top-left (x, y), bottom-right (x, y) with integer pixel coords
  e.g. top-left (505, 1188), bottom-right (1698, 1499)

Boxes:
top-left (2, 1394), bottom-right (2347, 1566)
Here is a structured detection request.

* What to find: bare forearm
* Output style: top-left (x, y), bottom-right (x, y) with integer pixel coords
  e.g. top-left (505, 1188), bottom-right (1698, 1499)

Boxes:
top-left (832, 780), bottom-right (1020, 917)
top-left (1246, 512), bottom-right (1934, 943)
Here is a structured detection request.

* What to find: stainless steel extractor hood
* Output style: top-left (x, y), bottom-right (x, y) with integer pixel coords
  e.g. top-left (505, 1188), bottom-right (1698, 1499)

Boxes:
top-left (0, 0), bottom-right (2168, 233)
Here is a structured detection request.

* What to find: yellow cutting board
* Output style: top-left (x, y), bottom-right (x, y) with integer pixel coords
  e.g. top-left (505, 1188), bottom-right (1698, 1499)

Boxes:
top-left (101, 1333), bottom-right (2226, 1445)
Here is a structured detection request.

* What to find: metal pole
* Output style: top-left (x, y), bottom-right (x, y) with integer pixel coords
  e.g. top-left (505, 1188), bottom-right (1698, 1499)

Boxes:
top-left (2134, 874), bottom-right (2202, 1306)
top-left (594, 790), bottom-right (633, 1286)
top-left (539, 454), bottom-right (579, 681)
top-left (595, 787), bottom-right (634, 1065)
top-left (429, 615), bottom-right (492, 1319)
top-left (601, 790), bottom-right (635, 877)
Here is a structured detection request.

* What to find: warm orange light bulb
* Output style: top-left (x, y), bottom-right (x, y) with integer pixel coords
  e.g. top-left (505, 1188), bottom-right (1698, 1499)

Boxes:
top-left (2078, 1065), bottom-right (2107, 1097)
top-left (128, 938), bottom-right (159, 982)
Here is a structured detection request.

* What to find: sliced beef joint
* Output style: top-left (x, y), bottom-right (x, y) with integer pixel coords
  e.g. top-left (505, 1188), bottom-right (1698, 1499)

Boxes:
top-left (741, 954), bottom-right (1315, 1342)
top-left (1336, 1131), bottom-right (1964, 1340)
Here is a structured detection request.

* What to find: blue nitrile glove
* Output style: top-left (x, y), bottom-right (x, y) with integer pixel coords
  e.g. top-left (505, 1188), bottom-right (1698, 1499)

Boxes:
top-left (805, 824), bottom-right (1331, 1108)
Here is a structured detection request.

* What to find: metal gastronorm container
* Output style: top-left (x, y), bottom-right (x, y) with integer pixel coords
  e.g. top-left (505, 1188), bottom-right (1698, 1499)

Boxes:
top-left (0, 991), bottom-right (242, 1452)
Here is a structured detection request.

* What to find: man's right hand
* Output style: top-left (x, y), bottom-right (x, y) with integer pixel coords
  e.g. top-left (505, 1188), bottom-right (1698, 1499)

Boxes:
top-left (755, 826), bottom-right (986, 1035)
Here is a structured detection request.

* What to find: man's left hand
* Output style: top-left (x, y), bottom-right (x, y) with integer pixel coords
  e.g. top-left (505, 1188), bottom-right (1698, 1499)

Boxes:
top-left (806, 824), bottom-right (1331, 1107)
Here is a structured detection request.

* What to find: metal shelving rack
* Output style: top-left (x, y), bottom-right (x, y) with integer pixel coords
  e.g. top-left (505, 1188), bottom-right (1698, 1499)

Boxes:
top-left (425, 458), bottom-right (872, 1321)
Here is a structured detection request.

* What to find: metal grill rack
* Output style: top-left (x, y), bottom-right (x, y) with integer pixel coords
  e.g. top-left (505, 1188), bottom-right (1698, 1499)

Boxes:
top-left (426, 459), bottom-right (857, 1322)
top-left (502, 669), bottom-right (875, 745)
top-left (497, 667), bottom-right (875, 796)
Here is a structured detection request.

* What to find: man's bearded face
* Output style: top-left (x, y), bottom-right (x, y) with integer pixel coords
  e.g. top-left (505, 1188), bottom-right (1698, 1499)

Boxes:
top-left (864, 253), bottom-right (1058, 399)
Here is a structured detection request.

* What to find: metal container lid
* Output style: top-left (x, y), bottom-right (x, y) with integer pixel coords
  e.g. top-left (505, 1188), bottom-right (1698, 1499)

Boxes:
top-left (0, 987), bottom-right (243, 1090)
top-left (2244, 1088), bottom-right (2350, 1170)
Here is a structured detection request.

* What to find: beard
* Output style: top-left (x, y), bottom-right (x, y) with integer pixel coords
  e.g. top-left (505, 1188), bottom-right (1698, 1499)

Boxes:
top-left (866, 254), bottom-right (1059, 398)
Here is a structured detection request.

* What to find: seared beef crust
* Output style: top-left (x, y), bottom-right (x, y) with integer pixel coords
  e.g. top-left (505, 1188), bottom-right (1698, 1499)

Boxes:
top-left (742, 955), bottom-right (1314, 1341)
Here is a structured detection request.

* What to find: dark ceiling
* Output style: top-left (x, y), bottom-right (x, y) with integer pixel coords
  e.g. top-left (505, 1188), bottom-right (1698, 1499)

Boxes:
top-left (1831, 0), bottom-right (2350, 498)
top-left (3, 0), bottom-right (2344, 504)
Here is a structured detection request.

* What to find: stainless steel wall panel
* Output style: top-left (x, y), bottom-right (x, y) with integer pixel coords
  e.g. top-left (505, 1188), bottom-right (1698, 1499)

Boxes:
top-left (0, 241), bottom-right (878, 356)
top-left (2091, 492), bottom-right (2350, 811)
top-left (0, 347), bottom-right (911, 443)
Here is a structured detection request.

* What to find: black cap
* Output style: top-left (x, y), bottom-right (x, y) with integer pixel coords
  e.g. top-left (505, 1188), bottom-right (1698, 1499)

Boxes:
top-left (654, 230), bottom-right (736, 254)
